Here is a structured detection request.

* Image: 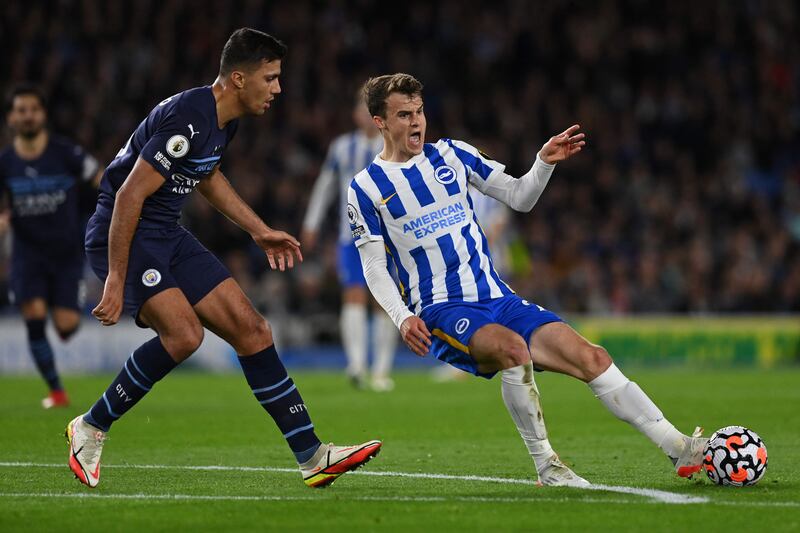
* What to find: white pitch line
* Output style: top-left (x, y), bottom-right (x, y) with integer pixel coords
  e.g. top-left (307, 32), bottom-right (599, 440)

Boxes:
top-left (0, 491), bottom-right (796, 508)
top-left (0, 491), bottom-right (642, 505)
top-left (4, 460), bottom-right (793, 507)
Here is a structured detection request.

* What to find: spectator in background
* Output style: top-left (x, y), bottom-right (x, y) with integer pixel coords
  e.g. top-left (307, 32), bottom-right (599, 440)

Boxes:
top-left (1, 0), bottom-right (798, 322)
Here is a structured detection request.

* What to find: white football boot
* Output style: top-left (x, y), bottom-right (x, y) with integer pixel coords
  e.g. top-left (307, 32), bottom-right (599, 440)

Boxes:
top-left (301, 440), bottom-right (382, 488)
top-left (673, 426), bottom-right (707, 478)
top-left (65, 415), bottom-right (106, 488)
top-left (536, 454), bottom-right (591, 488)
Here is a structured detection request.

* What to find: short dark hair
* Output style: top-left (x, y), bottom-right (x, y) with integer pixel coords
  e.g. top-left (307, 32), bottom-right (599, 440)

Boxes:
top-left (219, 28), bottom-right (287, 76)
top-left (6, 83), bottom-right (47, 113)
top-left (362, 74), bottom-right (424, 118)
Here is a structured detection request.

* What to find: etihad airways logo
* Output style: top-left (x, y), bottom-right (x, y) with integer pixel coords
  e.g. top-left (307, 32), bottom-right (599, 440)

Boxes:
top-left (402, 201), bottom-right (467, 238)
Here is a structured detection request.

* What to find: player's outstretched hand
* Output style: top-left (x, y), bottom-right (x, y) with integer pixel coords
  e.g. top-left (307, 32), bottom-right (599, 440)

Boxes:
top-left (539, 124), bottom-right (586, 164)
top-left (400, 316), bottom-right (432, 357)
top-left (93, 277), bottom-right (124, 326)
top-left (254, 229), bottom-right (303, 271)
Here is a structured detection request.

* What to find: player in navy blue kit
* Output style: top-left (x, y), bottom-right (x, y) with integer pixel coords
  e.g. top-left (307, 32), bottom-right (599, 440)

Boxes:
top-left (0, 84), bottom-right (102, 409)
top-left (65, 28), bottom-right (380, 489)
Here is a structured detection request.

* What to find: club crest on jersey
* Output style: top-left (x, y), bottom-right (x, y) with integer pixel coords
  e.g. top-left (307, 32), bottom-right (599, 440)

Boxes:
top-left (142, 269), bottom-right (161, 287)
top-left (346, 203), bottom-right (359, 225)
top-left (166, 135), bottom-right (190, 158)
top-left (434, 165), bottom-right (457, 185)
top-left (455, 317), bottom-right (470, 334)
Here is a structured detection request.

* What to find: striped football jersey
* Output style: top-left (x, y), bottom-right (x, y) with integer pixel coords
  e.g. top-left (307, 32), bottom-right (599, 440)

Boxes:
top-left (347, 138), bottom-right (515, 314)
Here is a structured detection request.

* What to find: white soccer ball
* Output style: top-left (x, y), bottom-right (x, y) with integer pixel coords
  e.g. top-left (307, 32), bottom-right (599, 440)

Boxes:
top-left (703, 425), bottom-right (768, 486)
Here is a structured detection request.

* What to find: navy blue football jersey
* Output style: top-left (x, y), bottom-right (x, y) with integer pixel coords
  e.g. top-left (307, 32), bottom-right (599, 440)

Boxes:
top-left (0, 135), bottom-right (99, 255)
top-left (95, 86), bottom-right (239, 228)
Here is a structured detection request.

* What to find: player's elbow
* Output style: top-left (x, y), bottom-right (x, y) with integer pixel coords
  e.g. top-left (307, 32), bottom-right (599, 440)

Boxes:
top-left (510, 198), bottom-right (536, 213)
top-left (115, 180), bottom-right (148, 207)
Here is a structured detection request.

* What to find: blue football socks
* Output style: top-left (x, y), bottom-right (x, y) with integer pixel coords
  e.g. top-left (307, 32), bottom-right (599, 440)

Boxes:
top-left (238, 345), bottom-right (321, 463)
top-left (84, 337), bottom-right (177, 432)
top-left (25, 319), bottom-right (62, 391)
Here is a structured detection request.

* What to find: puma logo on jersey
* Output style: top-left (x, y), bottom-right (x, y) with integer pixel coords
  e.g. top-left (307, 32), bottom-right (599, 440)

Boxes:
top-left (188, 124), bottom-right (200, 139)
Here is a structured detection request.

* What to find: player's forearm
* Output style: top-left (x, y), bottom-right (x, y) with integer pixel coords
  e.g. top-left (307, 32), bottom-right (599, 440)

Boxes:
top-left (359, 240), bottom-right (415, 329)
top-left (199, 170), bottom-right (270, 237)
top-left (107, 188), bottom-right (145, 282)
top-left (484, 154), bottom-right (556, 212)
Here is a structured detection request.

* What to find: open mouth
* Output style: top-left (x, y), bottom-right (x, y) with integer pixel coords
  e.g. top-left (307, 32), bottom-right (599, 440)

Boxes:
top-left (409, 132), bottom-right (421, 147)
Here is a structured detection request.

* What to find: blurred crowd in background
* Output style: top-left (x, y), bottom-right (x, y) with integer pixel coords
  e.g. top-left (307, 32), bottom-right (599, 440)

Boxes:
top-left (1, 0), bottom-right (799, 341)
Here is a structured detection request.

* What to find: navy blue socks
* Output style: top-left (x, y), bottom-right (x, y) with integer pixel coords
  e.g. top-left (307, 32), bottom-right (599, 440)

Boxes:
top-left (238, 345), bottom-right (321, 463)
top-left (84, 337), bottom-right (177, 432)
top-left (25, 319), bottom-right (62, 391)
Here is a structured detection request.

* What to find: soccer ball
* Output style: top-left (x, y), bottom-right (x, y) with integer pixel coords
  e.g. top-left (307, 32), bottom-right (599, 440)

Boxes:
top-left (703, 426), bottom-right (768, 486)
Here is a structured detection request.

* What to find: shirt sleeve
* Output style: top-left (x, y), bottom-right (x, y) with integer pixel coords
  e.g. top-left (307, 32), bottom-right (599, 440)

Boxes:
top-left (449, 139), bottom-right (556, 212)
top-left (347, 178), bottom-right (384, 246)
top-left (139, 100), bottom-right (207, 180)
top-left (359, 240), bottom-right (415, 329)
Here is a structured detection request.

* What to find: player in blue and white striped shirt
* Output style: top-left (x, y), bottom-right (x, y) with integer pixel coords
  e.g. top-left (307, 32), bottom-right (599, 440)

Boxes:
top-left (348, 73), bottom-right (707, 486)
top-left (302, 97), bottom-right (398, 391)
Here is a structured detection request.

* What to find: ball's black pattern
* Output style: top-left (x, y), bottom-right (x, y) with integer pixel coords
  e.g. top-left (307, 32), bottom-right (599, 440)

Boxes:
top-left (703, 425), bottom-right (768, 487)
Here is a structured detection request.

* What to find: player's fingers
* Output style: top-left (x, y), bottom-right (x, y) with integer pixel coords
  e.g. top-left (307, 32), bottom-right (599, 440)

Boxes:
top-left (419, 322), bottom-right (432, 337)
top-left (277, 254), bottom-right (285, 271)
top-left (404, 337), bottom-right (420, 355)
top-left (286, 251), bottom-right (294, 269)
top-left (414, 328), bottom-right (431, 346)
top-left (404, 333), bottom-right (425, 355)
top-left (561, 124), bottom-right (581, 137)
top-left (410, 325), bottom-right (431, 347)
top-left (267, 252), bottom-right (276, 270)
top-left (413, 340), bottom-right (428, 356)
top-left (294, 246), bottom-right (304, 263)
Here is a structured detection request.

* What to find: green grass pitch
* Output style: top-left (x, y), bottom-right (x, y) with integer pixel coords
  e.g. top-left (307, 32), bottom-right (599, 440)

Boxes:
top-left (1, 367), bottom-right (798, 532)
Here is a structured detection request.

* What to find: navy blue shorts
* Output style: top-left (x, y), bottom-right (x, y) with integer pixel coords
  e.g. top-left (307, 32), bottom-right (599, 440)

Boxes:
top-left (85, 215), bottom-right (231, 327)
top-left (9, 250), bottom-right (84, 310)
top-left (420, 294), bottom-right (563, 379)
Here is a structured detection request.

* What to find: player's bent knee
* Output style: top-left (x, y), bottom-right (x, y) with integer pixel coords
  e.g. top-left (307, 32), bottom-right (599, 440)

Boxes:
top-left (251, 317), bottom-right (273, 346)
top-left (57, 326), bottom-right (80, 342)
top-left (503, 338), bottom-right (532, 369)
top-left (232, 315), bottom-right (273, 355)
top-left (582, 345), bottom-right (612, 381)
top-left (162, 324), bottom-right (204, 361)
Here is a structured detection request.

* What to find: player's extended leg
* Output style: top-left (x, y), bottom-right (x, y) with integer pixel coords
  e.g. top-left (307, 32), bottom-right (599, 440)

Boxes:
top-left (470, 324), bottom-right (589, 487)
top-left (370, 306), bottom-right (397, 391)
top-left (194, 278), bottom-right (381, 487)
top-left (20, 298), bottom-right (68, 408)
top-left (341, 286), bottom-right (368, 388)
top-left (68, 288), bottom-right (198, 487)
top-left (529, 322), bottom-right (706, 477)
